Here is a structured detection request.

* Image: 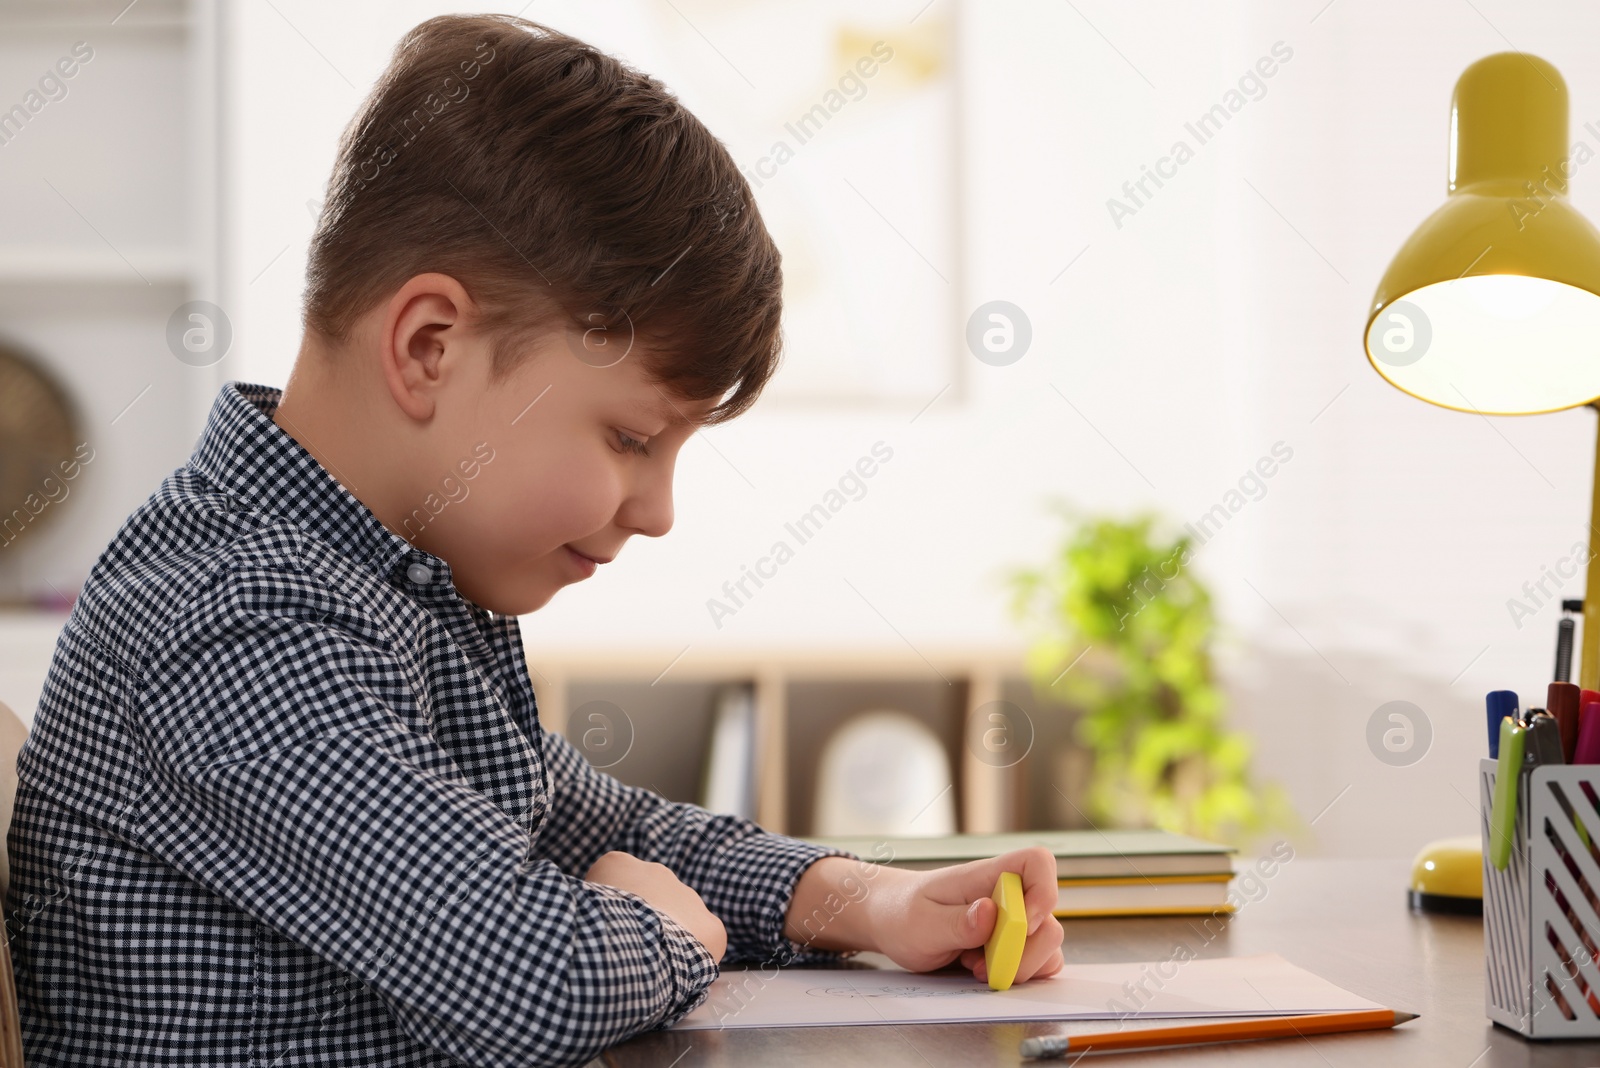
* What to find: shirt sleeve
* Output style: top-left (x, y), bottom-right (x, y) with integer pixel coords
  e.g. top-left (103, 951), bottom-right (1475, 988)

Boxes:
top-left (531, 725), bottom-right (863, 969)
top-left (125, 574), bottom-right (717, 1068)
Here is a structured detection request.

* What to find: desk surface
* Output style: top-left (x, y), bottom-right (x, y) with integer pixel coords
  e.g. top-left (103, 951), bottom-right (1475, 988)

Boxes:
top-left (595, 857), bottom-right (1600, 1067)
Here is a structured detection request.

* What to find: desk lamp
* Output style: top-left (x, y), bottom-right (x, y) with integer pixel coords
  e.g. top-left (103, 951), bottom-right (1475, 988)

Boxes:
top-left (1367, 52), bottom-right (1600, 684)
top-left (1366, 52), bottom-right (1600, 913)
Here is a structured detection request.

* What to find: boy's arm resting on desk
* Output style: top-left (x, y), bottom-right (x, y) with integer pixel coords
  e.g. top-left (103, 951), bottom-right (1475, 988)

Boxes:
top-left (128, 596), bottom-right (716, 1068)
top-left (536, 728), bottom-right (864, 966)
top-left (533, 740), bottom-right (1064, 980)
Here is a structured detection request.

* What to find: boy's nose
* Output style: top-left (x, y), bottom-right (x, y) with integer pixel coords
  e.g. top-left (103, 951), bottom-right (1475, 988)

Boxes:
top-left (619, 479), bottom-right (674, 539)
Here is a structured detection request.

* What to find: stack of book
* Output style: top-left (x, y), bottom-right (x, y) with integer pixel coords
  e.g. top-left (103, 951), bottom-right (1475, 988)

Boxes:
top-left (803, 830), bottom-right (1238, 918)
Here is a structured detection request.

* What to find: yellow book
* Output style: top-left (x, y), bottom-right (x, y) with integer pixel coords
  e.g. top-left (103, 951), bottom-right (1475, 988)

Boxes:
top-left (804, 830), bottom-right (1236, 879)
top-left (802, 831), bottom-right (1240, 918)
top-left (1053, 873), bottom-right (1236, 918)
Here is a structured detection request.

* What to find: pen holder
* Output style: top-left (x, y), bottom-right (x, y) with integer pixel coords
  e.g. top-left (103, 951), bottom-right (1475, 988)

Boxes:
top-left (1480, 758), bottom-right (1600, 1037)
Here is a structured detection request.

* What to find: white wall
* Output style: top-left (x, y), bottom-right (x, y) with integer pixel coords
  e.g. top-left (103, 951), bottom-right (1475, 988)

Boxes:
top-left (220, 0), bottom-right (1600, 858)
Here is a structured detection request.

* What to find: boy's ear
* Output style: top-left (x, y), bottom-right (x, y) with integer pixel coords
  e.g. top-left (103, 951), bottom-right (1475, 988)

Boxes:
top-left (378, 272), bottom-right (479, 422)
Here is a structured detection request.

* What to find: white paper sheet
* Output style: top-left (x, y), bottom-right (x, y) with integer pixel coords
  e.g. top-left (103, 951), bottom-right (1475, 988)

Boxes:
top-left (673, 953), bottom-right (1384, 1030)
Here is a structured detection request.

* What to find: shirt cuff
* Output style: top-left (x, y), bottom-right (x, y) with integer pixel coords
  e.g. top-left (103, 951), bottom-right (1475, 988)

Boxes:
top-left (588, 882), bottom-right (720, 1030)
top-left (709, 833), bottom-right (864, 967)
top-left (649, 908), bottom-right (721, 1029)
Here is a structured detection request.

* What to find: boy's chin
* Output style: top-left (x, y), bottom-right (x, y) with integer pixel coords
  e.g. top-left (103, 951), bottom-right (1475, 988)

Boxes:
top-left (514, 582), bottom-right (564, 614)
top-left (454, 573), bottom-right (561, 617)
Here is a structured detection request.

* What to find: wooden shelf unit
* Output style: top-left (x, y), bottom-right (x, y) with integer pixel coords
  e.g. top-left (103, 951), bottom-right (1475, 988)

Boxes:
top-left (525, 646), bottom-right (1074, 837)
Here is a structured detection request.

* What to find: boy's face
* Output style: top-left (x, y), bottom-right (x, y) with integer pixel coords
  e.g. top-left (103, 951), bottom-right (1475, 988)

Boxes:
top-left (409, 324), bottom-right (715, 616)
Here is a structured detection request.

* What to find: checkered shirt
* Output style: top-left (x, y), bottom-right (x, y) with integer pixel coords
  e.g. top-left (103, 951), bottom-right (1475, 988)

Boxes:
top-left (6, 381), bottom-right (854, 1066)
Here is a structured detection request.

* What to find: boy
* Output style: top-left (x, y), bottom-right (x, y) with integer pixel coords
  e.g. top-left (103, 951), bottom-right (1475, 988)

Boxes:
top-left (6, 13), bottom-right (1063, 1067)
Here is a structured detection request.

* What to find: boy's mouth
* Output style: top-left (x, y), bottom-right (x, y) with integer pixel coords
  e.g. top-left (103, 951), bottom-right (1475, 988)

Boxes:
top-left (564, 545), bottom-right (610, 577)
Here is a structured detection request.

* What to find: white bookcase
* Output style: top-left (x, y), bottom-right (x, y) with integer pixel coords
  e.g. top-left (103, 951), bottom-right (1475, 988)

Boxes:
top-left (0, 0), bottom-right (223, 604)
top-left (0, 0), bottom-right (223, 714)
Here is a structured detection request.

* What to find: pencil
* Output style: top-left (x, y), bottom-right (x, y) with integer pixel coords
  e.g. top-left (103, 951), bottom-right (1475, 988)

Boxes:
top-left (1018, 1008), bottom-right (1418, 1059)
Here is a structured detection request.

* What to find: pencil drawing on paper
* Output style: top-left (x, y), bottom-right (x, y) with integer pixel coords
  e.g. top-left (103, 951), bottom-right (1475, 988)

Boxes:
top-left (806, 984), bottom-right (987, 1000)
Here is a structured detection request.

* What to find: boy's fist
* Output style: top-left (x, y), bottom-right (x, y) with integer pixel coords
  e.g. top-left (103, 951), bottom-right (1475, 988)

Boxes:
top-left (585, 851), bottom-right (728, 962)
top-left (869, 846), bottom-right (1065, 984)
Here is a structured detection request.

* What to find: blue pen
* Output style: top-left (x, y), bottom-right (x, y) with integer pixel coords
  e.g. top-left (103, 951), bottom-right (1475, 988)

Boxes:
top-left (1487, 690), bottom-right (1519, 757)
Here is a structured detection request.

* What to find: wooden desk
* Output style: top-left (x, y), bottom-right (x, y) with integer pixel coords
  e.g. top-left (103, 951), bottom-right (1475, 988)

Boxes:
top-left (596, 857), bottom-right (1600, 1066)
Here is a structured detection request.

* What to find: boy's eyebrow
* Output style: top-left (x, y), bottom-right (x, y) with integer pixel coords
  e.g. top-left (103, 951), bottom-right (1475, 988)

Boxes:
top-left (642, 390), bottom-right (704, 429)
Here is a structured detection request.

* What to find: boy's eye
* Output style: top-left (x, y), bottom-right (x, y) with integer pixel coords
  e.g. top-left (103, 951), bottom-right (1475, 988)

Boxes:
top-left (615, 430), bottom-right (650, 456)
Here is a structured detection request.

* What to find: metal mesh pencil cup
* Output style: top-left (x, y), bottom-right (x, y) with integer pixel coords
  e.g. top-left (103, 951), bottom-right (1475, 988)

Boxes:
top-left (1480, 758), bottom-right (1600, 1037)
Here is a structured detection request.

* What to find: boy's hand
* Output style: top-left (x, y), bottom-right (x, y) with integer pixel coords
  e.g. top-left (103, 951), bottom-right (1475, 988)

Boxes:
top-left (585, 851), bottom-right (728, 962)
top-left (867, 847), bottom-right (1065, 984)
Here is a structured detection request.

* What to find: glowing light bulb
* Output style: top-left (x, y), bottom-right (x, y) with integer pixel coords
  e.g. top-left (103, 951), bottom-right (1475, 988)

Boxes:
top-left (1455, 274), bottom-right (1562, 320)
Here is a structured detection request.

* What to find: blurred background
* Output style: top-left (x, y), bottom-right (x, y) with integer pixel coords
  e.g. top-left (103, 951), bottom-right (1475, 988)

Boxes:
top-left (2, 0), bottom-right (1597, 861)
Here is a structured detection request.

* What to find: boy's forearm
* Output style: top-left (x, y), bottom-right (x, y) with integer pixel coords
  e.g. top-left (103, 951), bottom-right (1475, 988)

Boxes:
top-left (782, 854), bottom-right (915, 954)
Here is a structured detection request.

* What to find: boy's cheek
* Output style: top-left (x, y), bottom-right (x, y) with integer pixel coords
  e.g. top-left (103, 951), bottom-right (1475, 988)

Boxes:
top-left (441, 476), bottom-right (469, 505)
top-left (484, 470), bottom-right (611, 555)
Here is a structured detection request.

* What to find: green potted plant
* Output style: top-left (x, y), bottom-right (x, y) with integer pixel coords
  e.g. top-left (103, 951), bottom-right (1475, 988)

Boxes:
top-left (1008, 505), bottom-right (1294, 847)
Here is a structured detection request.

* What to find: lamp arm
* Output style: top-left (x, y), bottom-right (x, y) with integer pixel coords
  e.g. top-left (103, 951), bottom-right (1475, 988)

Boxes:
top-left (1583, 402), bottom-right (1600, 692)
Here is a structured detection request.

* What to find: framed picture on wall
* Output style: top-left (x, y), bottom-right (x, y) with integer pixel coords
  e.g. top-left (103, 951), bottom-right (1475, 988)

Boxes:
top-left (594, 1), bottom-right (962, 405)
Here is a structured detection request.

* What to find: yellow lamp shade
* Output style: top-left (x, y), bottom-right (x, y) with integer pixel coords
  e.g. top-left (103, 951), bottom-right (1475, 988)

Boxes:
top-left (1365, 53), bottom-right (1600, 415)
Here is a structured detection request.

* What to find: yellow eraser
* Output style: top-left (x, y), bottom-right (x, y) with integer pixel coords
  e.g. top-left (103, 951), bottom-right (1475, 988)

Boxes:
top-left (984, 870), bottom-right (1027, 991)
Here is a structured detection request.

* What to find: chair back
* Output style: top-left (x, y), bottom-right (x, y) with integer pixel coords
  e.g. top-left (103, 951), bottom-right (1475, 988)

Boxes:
top-left (0, 699), bottom-right (28, 1067)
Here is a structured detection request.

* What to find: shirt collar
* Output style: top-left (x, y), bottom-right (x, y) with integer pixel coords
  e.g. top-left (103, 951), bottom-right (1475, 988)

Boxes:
top-left (187, 381), bottom-right (454, 591)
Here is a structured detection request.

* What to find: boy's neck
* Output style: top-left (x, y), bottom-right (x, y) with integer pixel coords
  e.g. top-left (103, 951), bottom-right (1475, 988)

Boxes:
top-left (271, 336), bottom-right (416, 547)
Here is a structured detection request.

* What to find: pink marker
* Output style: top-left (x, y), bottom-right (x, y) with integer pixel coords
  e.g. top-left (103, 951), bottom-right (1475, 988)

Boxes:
top-left (1575, 701), bottom-right (1600, 764)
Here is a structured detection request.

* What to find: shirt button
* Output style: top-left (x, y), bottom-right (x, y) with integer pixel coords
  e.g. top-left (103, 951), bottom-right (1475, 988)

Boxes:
top-left (406, 561), bottom-right (433, 585)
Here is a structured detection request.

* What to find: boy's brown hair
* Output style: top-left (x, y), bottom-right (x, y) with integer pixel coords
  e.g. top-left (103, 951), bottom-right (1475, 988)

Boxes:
top-left (303, 13), bottom-right (781, 423)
